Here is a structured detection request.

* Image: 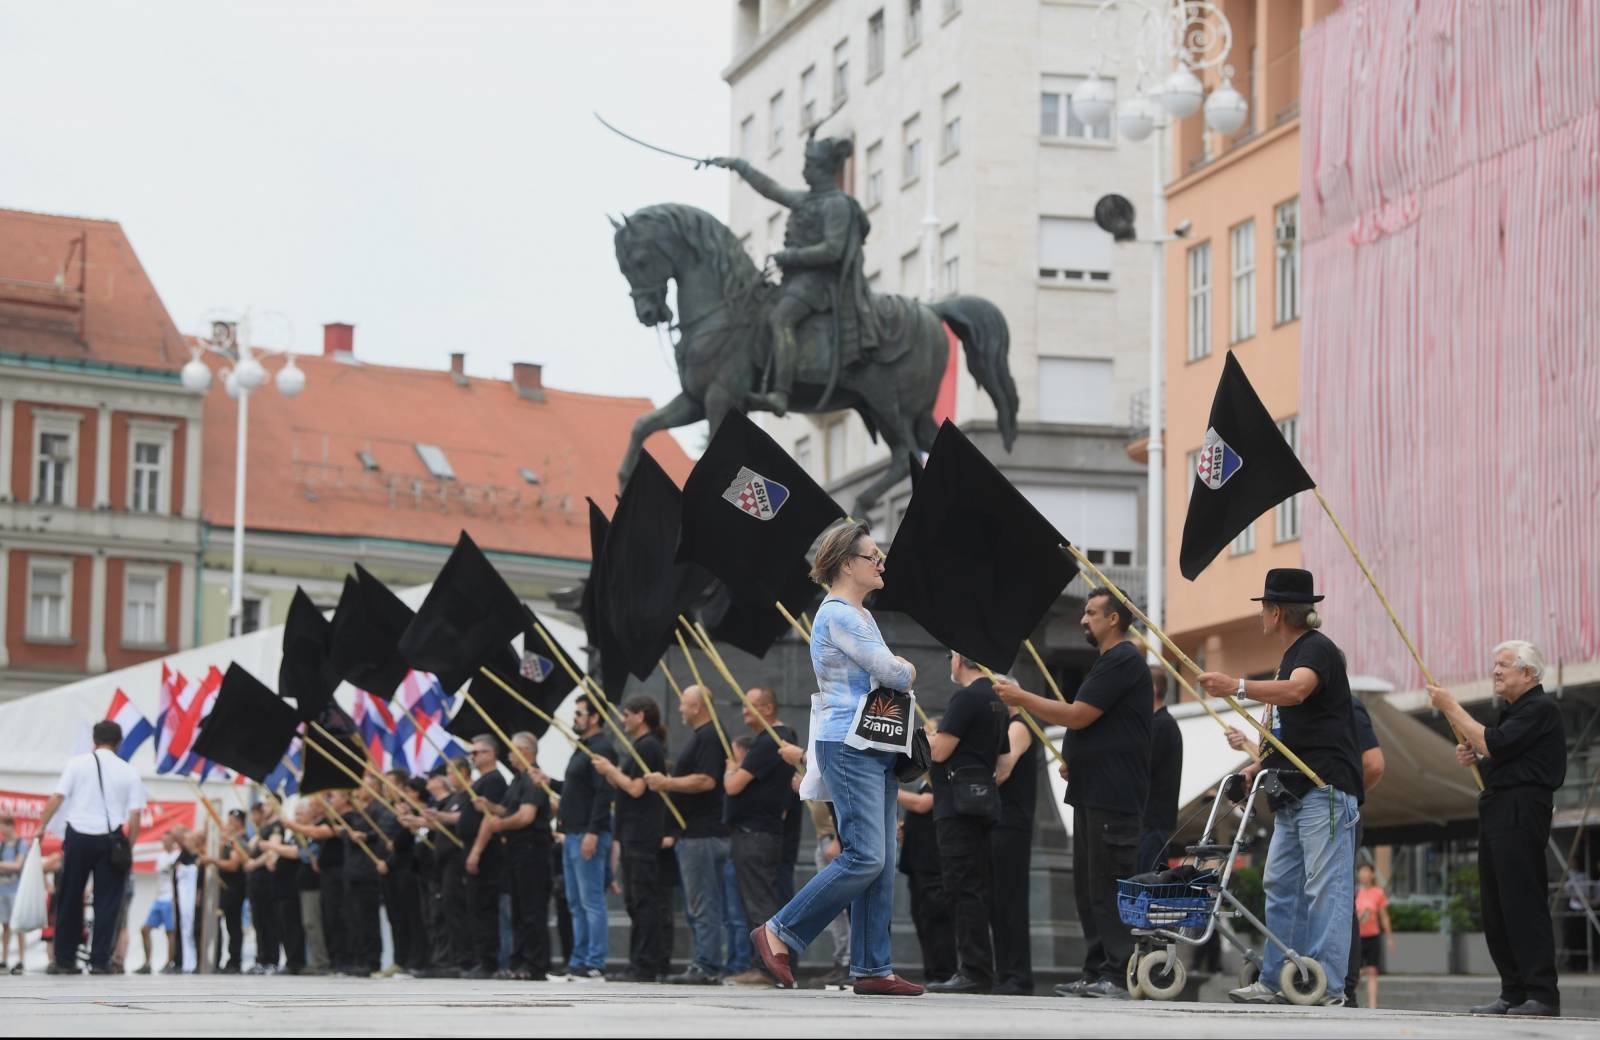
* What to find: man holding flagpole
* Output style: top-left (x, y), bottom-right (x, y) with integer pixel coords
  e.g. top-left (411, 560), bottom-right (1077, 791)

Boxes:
top-left (1197, 568), bottom-right (1362, 1006)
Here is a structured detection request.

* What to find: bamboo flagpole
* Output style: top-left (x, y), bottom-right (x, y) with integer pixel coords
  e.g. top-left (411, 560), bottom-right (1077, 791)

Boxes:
top-left (681, 617), bottom-right (792, 749)
top-left (1021, 639), bottom-right (1070, 705)
top-left (184, 779), bottom-right (250, 857)
top-left (311, 792), bottom-right (386, 871)
top-left (1065, 543), bottom-right (1325, 788)
top-left (674, 629), bottom-right (733, 758)
top-left (300, 737), bottom-right (398, 851)
top-left (658, 659), bottom-right (684, 698)
top-left (456, 686), bottom-right (539, 776)
top-left (1311, 488), bottom-right (1483, 791)
top-left (403, 704), bottom-right (477, 796)
top-left (1126, 626), bottom-right (1261, 764)
top-left (252, 782), bottom-right (311, 852)
top-left (523, 625), bottom-right (688, 829)
top-left (446, 672), bottom-right (562, 805)
top-left (776, 596), bottom-right (932, 729)
top-left (971, 664), bottom-right (1069, 771)
top-left (307, 722), bottom-right (436, 849)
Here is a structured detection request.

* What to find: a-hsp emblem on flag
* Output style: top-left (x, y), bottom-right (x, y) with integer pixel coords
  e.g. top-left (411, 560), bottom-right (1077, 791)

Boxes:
top-left (721, 466), bottom-right (790, 521)
top-left (520, 651), bottom-right (555, 682)
top-left (1196, 427), bottom-right (1244, 491)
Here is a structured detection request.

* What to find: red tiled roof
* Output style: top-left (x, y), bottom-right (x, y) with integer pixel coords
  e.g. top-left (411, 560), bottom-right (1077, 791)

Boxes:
top-left (200, 352), bottom-right (692, 561)
top-left (0, 208), bottom-right (187, 369)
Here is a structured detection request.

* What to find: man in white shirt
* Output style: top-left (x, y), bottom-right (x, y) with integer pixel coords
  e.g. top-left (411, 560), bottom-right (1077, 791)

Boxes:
top-left (37, 721), bottom-right (148, 974)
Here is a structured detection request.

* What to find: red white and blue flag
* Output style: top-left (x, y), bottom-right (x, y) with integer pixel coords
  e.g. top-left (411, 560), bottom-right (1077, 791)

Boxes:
top-left (159, 666), bottom-right (222, 775)
top-left (390, 671), bottom-right (461, 774)
top-left (353, 689), bottom-right (396, 769)
top-left (104, 689), bottom-right (155, 761)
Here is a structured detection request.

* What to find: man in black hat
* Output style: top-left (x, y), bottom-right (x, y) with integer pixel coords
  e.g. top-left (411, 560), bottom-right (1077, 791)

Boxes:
top-left (1429, 642), bottom-right (1566, 1018)
top-left (1198, 568), bottom-right (1362, 1007)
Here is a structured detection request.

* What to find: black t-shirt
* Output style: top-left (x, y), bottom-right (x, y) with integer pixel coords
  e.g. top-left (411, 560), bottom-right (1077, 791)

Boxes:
top-left (457, 771), bottom-right (510, 854)
top-left (1350, 698), bottom-right (1379, 806)
top-left (932, 678), bottom-right (1008, 821)
top-left (673, 721), bottom-right (729, 839)
top-left (898, 781), bottom-right (938, 877)
top-left (1265, 630), bottom-right (1363, 800)
top-left (262, 822), bottom-right (299, 899)
top-left (997, 714), bottom-right (1039, 832)
top-left (1064, 640), bottom-right (1152, 816)
top-left (726, 723), bottom-right (797, 833)
top-left (297, 842), bottom-right (321, 891)
top-left (1144, 707), bottom-right (1183, 833)
top-left (557, 733), bottom-right (618, 835)
top-left (499, 772), bottom-right (553, 847)
top-left (342, 810), bottom-right (384, 884)
top-left (616, 732), bottom-right (668, 849)
top-left (1482, 685), bottom-right (1566, 793)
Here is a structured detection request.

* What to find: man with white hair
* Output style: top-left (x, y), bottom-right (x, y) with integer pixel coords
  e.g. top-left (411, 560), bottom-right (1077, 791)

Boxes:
top-left (1429, 640), bottom-right (1567, 1018)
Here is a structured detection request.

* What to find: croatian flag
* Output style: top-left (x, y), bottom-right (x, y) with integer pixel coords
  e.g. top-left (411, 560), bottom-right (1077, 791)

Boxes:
top-left (163, 667), bottom-right (223, 775)
top-left (390, 671), bottom-right (461, 774)
top-left (353, 690), bottom-right (396, 768)
top-left (104, 689), bottom-right (155, 761)
top-left (262, 740), bottom-right (302, 796)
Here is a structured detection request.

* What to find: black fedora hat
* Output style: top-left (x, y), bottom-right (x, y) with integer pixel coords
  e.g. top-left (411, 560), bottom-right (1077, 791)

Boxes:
top-left (1251, 568), bottom-right (1324, 604)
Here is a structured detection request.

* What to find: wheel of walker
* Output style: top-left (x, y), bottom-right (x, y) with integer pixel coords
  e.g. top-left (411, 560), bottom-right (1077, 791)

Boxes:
top-left (1277, 957), bottom-right (1327, 1006)
top-left (1125, 954), bottom-right (1145, 1000)
top-left (1136, 949), bottom-right (1187, 1002)
top-left (1237, 960), bottom-right (1261, 990)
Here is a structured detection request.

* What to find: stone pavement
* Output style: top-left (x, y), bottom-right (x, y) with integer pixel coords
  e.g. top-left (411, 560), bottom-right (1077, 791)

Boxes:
top-left (1, 976), bottom-right (1594, 1037)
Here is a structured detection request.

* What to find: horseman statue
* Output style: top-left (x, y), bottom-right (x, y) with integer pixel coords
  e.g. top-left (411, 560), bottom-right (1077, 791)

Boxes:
top-left (609, 128), bottom-right (1019, 515)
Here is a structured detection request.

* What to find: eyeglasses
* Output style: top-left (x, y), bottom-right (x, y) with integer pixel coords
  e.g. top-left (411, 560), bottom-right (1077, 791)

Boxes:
top-left (468, 748), bottom-right (490, 756)
top-left (852, 553), bottom-right (885, 568)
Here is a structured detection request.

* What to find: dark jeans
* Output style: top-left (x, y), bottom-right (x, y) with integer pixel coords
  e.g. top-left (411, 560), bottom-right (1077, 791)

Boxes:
top-left (274, 895), bottom-right (305, 972)
top-left (383, 866), bottom-right (426, 971)
top-left (1137, 828), bottom-right (1171, 874)
top-left (731, 828), bottom-right (785, 930)
top-left (936, 814), bottom-right (996, 988)
top-left (622, 850), bottom-right (671, 978)
top-left (907, 869), bottom-right (956, 983)
top-left (463, 854), bottom-right (503, 973)
top-left (219, 881), bottom-right (247, 970)
top-left (989, 824), bottom-right (1034, 992)
top-left (507, 840), bottom-right (553, 975)
top-left (1345, 822), bottom-right (1365, 1004)
top-left (248, 879), bottom-right (279, 968)
top-left (551, 842), bottom-right (573, 964)
top-left (319, 871), bottom-right (347, 969)
top-left (1072, 806), bottom-right (1139, 984)
top-left (1479, 788), bottom-right (1561, 1007)
top-left (345, 879), bottom-right (383, 973)
top-left (53, 827), bottom-right (128, 969)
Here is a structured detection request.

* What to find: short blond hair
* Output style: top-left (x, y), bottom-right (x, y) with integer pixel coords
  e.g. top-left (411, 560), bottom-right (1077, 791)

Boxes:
top-left (810, 519), bottom-right (872, 586)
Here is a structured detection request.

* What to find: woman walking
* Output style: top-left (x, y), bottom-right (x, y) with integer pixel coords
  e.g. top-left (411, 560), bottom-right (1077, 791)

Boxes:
top-left (751, 520), bottom-right (922, 995)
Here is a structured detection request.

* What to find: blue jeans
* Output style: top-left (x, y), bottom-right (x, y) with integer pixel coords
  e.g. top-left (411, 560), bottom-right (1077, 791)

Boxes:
top-left (675, 835), bottom-right (731, 974)
top-left (722, 858), bottom-right (751, 973)
top-left (561, 832), bottom-right (612, 970)
top-left (1261, 786), bottom-right (1360, 991)
top-left (769, 741), bottom-right (898, 978)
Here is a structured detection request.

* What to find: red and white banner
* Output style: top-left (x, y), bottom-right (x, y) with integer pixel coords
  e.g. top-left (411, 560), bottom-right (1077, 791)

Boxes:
top-left (0, 789), bottom-right (198, 873)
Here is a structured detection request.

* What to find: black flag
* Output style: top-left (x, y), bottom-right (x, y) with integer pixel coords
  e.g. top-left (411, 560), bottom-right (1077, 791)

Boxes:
top-left (399, 531), bottom-right (525, 694)
top-left (189, 664), bottom-right (300, 783)
top-left (450, 608), bottom-right (580, 742)
top-left (329, 565), bottom-right (415, 700)
top-left (580, 499), bottom-right (632, 701)
top-left (1179, 351), bottom-right (1316, 580)
top-left (280, 588), bottom-right (341, 724)
top-left (874, 421), bottom-right (1076, 672)
top-left (299, 703), bottom-right (366, 795)
top-left (678, 409), bottom-right (843, 606)
top-left (602, 451), bottom-right (710, 683)
top-left (700, 562), bottom-right (823, 659)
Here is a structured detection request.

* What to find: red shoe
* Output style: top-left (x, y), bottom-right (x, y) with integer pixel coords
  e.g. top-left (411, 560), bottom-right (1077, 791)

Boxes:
top-left (750, 925), bottom-right (794, 988)
top-left (853, 974), bottom-right (925, 996)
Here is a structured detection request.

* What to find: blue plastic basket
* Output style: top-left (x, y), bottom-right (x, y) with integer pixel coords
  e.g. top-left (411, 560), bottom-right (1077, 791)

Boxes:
top-left (1116, 874), bottom-right (1216, 930)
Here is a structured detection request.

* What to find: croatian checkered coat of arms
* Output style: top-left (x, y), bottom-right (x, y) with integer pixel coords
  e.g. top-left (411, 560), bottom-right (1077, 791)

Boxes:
top-left (721, 466), bottom-right (790, 521)
top-left (1196, 427), bottom-right (1244, 491)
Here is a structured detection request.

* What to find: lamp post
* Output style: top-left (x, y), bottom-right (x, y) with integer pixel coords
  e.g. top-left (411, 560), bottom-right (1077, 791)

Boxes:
top-left (181, 312), bottom-right (306, 637)
top-left (1076, 0), bottom-right (1245, 637)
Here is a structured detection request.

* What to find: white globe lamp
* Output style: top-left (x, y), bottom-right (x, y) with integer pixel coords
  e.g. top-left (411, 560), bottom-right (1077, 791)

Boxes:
top-left (180, 356), bottom-right (213, 393)
top-left (275, 356), bottom-right (306, 397)
top-left (1159, 66), bottom-right (1204, 119)
top-left (1204, 75), bottom-right (1249, 134)
top-left (1070, 73), bottom-right (1116, 128)
top-left (1116, 95), bottom-right (1157, 142)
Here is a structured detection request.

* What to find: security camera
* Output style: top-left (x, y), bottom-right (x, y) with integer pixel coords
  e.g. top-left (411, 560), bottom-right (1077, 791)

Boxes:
top-left (1173, 220), bottom-right (1194, 238)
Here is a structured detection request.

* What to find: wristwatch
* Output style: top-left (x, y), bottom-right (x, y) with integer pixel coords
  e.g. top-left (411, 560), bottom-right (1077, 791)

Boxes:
top-left (1236, 678), bottom-right (1247, 698)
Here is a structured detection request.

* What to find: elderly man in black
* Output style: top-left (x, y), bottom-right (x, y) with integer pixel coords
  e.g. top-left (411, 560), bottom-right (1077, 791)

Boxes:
top-left (1429, 640), bottom-right (1567, 1018)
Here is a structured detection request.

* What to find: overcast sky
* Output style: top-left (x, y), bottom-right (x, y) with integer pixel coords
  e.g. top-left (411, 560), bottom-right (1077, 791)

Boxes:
top-left (1, 1), bottom-right (731, 421)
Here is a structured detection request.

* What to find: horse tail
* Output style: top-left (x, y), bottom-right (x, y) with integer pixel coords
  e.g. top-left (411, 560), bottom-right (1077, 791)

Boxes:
top-left (931, 295), bottom-right (1019, 450)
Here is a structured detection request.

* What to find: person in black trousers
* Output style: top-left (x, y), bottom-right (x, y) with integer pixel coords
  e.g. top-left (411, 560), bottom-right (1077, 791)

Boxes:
top-left (204, 812), bottom-right (250, 973)
top-left (244, 804), bottom-right (281, 973)
top-left (594, 696), bottom-right (672, 982)
top-left (898, 777), bottom-right (955, 985)
top-left (476, 731), bottom-right (554, 980)
top-left (990, 705), bottom-right (1039, 995)
top-left (1430, 641), bottom-right (1568, 1018)
top-left (286, 795), bottom-right (349, 972)
top-left (377, 776), bottom-right (428, 976)
top-left (926, 652), bottom-right (1009, 995)
top-left (998, 588), bottom-right (1151, 999)
top-left (342, 792), bottom-right (391, 976)
top-left (262, 813), bottom-right (305, 974)
top-left (1140, 666), bottom-right (1183, 873)
top-left (720, 688), bottom-right (797, 986)
top-left (446, 735), bottom-right (509, 978)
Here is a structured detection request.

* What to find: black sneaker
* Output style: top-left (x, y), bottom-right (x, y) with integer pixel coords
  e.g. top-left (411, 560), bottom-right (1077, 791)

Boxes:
top-left (663, 964), bottom-right (720, 986)
top-left (88, 965), bottom-right (118, 976)
top-left (571, 967), bottom-right (606, 981)
top-left (46, 963), bottom-right (83, 976)
top-left (461, 967), bottom-right (494, 980)
top-left (1079, 979), bottom-right (1131, 1000)
top-left (1054, 977), bottom-right (1095, 998)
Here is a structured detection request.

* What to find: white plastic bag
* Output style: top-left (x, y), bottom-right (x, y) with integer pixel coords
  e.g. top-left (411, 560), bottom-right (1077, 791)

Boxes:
top-left (797, 694), bottom-right (832, 803)
top-left (8, 838), bottom-right (46, 933)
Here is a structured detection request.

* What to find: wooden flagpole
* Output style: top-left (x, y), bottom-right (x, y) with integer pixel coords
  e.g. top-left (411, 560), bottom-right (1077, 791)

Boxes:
top-left (673, 628), bottom-right (733, 758)
top-left (307, 722), bottom-right (436, 849)
top-left (681, 617), bottom-right (792, 749)
top-left (300, 737), bottom-right (397, 851)
top-left (1021, 639), bottom-right (1070, 704)
top-left (1126, 627), bottom-right (1261, 763)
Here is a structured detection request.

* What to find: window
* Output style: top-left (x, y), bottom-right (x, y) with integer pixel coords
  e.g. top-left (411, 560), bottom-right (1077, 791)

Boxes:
top-left (768, 90), bottom-right (785, 153)
top-left (900, 247), bottom-right (921, 298)
top-left (130, 441), bottom-right (164, 513)
top-left (415, 442), bottom-right (456, 480)
top-left (1231, 521), bottom-right (1257, 556)
top-left (1017, 486), bottom-right (1138, 564)
top-left (1275, 416), bottom-right (1302, 542)
top-left (1041, 76), bottom-right (1113, 142)
top-left (766, 211), bottom-right (784, 255)
top-left (944, 0), bottom-right (961, 18)
top-left (1038, 216), bottom-right (1113, 283)
top-left (1187, 242), bottom-right (1213, 360)
top-left (738, 114), bottom-right (754, 160)
top-left (800, 65), bottom-right (818, 129)
top-left (825, 421), bottom-right (848, 481)
top-left (1230, 219), bottom-right (1256, 343)
top-left (358, 449), bottom-right (380, 471)
top-left (26, 558), bottom-right (71, 641)
top-left (1037, 357), bottom-right (1114, 424)
top-left (940, 226), bottom-right (959, 295)
top-left (867, 9), bottom-right (885, 79)
top-left (832, 39), bottom-right (849, 106)
top-left (901, 114), bottom-right (922, 184)
top-left (795, 434), bottom-right (814, 473)
top-left (240, 595), bottom-right (266, 636)
top-left (864, 140), bottom-right (884, 207)
top-left (940, 85), bottom-right (961, 158)
top-left (124, 568), bottom-right (165, 646)
top-left (905, 0), bottom-right (923, 49)
top-left (518, 466), bottom-right (540, 485)
top-left (32, 414), bottom-right (80, 507)
top-left (1275, 197), bottom-right (1300, 324)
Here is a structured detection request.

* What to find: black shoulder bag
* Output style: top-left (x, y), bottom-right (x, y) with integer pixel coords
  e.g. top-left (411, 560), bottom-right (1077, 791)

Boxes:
top-left (94, 752), bottom-right (134, 872)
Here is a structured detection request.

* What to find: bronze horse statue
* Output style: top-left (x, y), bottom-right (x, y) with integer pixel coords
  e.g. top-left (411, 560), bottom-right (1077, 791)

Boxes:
top-left (611, 203), bottom-right (1018, 515)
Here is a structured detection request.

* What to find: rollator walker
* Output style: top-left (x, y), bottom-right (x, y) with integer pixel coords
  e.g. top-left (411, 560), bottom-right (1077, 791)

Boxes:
top-left (1117, 769), bottom-right (1330, 1004)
